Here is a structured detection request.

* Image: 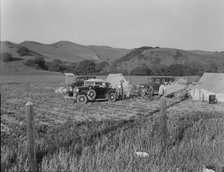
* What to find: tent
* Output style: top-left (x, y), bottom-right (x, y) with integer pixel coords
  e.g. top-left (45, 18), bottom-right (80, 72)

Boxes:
top-left (64, 73), bottom-right (75, 85)
top-left (105, 73), bottom-right (131, 97)
top-left (165, 77), bottom-right (188, 96)
top-left (190, 73), bottom-right (224, 103)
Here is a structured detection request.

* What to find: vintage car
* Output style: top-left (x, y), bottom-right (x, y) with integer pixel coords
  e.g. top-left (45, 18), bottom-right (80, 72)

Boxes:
top-left (70, 75), bottom-right (96, 87)
top-left (148, 76), bottom-right (175, 95)
top-left (65, 79), bottom-right (117, 104)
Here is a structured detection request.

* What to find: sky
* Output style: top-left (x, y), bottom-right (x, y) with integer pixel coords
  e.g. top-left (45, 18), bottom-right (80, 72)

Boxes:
top-left (1, 0), bottom-right (224, 51)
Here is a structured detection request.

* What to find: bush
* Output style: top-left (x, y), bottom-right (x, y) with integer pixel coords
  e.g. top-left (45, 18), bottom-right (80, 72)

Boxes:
top-left (75, 60), bottom-right (96, 74)
top-left (23, 59), bottom-right (35, 66)
top-left (48, 62), bottom-right (61, 72)
top-left (23, 56), bottom-right (46, 69)
top-left (1, 53), bottom-right (13, 62)
top-left (17, 47), bottom-right (31, 56)
top-left (34, 56), bottom-right (46, 69)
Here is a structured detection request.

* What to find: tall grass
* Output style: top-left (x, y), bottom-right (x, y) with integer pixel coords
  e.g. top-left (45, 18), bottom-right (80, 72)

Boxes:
top-left (1, 110), bottom-right (224, 172)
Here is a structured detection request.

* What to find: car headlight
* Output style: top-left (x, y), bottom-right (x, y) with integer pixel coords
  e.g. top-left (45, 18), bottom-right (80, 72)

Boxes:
top-left (74, 87), bottom-right (79, 92)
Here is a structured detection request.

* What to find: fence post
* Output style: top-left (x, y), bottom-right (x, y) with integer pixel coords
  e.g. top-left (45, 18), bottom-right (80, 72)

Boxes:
top-left (161, 97), bottom-right (168, 155)
top-left (0, 92), bottom-right (1, 116)
top-left (26, 102), bottom-right (37, 172)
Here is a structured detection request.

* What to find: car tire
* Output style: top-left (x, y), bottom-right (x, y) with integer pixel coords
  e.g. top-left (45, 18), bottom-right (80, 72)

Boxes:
top-left (87, 89), bottom-right (96, 101)
top-left (77, 95), bottom-right (87, 104)
top-left (108, 92), bottom-right (116, 102)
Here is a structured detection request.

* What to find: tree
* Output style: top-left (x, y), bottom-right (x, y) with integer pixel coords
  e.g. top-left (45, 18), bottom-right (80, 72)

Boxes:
top-left (48, 59), bottom-right (63, 72)
top-left (34, 56), bottom-right (46, 69)
top-left (17, 47), bottom-right (30, 56)
top-left (130, 65), bottom-right (151, 76)
top-left (75, 60), bottom-right (96, 74)
top-left (1, 53), bottom-right (12, 62)
top-left (150, 64), bottom-right (168, 76)
top-left (207, 63), bottom-right (218, 73)
top-left (95, 61), bottom-right (110, 72)
top-left (167, 64), bottom-right (185, 76)
top-left (48, 63), bottom-right (61, 71)
top-left (24, 59), bottom-right (35, 66)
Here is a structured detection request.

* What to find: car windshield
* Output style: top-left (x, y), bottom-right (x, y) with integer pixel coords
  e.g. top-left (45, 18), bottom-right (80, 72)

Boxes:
top-left (84, 81), bottom-right (111, 88)
top-left (84, 81), bottom-right (95, 87)
top-left (76, 77), bottom-right (84, 82)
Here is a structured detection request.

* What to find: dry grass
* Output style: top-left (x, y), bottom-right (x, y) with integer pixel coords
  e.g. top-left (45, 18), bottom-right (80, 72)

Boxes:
top-left (1, 75), bottom-right (224, 172)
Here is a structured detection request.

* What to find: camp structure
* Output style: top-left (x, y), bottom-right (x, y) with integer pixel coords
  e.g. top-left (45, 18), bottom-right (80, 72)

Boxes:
top-left (164, 77), bottom-right (188, 97)
top-left (64, 73), bottom-right (75, 85)
top-left (190, 72), bottom-right (224, 103)
top-left (105, 73), bottom-right (131, 97)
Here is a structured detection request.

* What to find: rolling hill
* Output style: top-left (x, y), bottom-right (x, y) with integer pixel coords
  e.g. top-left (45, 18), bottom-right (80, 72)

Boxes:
top-left (1, 41), bottom-right (224, 75)
top-left (112, 47), bottom-right (224, 73)
top-left (0, 41), bottom-right (130, 63)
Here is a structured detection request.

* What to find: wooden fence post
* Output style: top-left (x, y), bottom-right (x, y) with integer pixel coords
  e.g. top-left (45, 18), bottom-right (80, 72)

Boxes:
top-left (161, 97), bottom-right (168, 154)
top-left (26, 102), bottom-right (37, 172)
top-left (0, 92), bottom-right (1, 116)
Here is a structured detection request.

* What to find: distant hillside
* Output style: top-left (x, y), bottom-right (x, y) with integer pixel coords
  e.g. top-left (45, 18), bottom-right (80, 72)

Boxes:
top-left (112, 47), bottom-right (224, 73)
top-left (0, 41), bottom-right (130, 63)
top-left (1, 41), bottom-right (224, 75)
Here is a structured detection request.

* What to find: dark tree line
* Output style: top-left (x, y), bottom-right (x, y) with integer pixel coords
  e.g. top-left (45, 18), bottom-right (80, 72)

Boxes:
top-left (22, 57), bottom-right (219, 76)
top-left (129, 63), bottom-right (218, 76)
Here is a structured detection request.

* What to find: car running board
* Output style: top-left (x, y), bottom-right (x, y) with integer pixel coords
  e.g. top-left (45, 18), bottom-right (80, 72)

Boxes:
top-left (64, 96), bottom-right (76, 100)
top-left (94, 98), bottom-right (108, 101)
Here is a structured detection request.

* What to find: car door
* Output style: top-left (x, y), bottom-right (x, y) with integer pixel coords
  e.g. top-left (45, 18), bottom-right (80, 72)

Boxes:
top-left (93, 82), bottom-right (106, 99)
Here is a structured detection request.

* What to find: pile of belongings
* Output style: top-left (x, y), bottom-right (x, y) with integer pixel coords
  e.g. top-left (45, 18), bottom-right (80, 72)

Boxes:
top-left (55, 87), bottom-right (67, 93)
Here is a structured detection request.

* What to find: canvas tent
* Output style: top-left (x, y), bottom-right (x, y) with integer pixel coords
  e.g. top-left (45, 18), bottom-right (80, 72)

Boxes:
top-left (165, 77), bottom-right (188, 96)
top-left (190, 73), bottom-right (224, 103)
top-left (64, 73), bottom-right (75, 85)
top-left (105, 73), bottom-right (131, 97)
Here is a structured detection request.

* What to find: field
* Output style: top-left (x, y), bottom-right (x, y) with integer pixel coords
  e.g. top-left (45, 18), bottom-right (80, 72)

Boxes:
top-left (1, 75), bottom-right (224, 172)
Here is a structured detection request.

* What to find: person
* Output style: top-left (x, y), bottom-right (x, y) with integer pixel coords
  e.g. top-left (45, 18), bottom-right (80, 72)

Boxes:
top-left (118, 80), bottom-right (124, 100)
top-left (159, 82), bottom-right (166, 97)
top-left (148, 85), bottom-right (153, 99)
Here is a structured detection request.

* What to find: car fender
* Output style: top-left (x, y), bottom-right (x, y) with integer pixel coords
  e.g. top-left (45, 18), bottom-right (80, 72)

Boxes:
top-left (106, 90), bottom-right (118, 99)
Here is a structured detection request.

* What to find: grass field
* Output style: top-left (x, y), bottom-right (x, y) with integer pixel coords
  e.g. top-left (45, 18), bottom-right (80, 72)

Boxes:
top-left (1, 74), bottom-right (224, 172)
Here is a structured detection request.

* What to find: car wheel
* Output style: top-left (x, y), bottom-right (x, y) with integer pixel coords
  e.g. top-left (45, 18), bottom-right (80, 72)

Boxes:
top-left (108, 92), bottom-right (116, 102)
top-left (77, 95), bottom-right (87, 104)
top-left (87, 89), bottom-right (96, 100)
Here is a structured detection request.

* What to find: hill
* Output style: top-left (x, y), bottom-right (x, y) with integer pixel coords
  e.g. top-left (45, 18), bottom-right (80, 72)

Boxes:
top-left (1, 41), bottom-right (224, 75)
top-left (112, 47), bottom-right (224, 74)
top-left (0, 41), bottom-right (130, 63)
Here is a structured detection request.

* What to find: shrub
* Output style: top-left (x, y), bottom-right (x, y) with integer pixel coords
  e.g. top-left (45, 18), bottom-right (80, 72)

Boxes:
top-left (23, 56), bottom-right (46, 69)
top-left (75, 60), bottom-right (96, 74)
top-left (34, 56), bottom-right (46, 69)
top-left (24, 59), bottom-right (35, 66)
top-left (48, 62), bottom-right (61, 72)
top-left (1, 53), bottom-right (13, 62)
top-left (17, 47), bottom-right (31, 56)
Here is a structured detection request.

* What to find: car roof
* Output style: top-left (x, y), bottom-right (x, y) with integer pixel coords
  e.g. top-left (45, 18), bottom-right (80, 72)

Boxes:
top-left (85, 79), bottom-right (106, 83)
top-left (77, 76), bottom-right (96, 79)
top-left (150, 76), bottom-right (175, 79)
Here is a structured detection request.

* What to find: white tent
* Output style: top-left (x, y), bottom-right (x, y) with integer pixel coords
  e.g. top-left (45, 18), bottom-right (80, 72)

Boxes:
top-left (165, 77), bottom-right (187, 96)
top-left (64, 73), bottom-right (75, 85)
top-left (105, 73), bottom-right (131, 97)
top-left (190, 73), bottom-right (224, 103)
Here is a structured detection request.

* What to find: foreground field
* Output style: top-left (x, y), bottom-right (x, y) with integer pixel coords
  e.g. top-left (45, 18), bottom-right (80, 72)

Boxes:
top-left (1, 75), bottom-right (224, 172)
